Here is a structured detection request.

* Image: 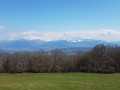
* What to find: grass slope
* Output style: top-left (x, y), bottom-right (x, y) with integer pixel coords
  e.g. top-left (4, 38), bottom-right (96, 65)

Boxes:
top-left (0, 73), bottom-right (120, 90)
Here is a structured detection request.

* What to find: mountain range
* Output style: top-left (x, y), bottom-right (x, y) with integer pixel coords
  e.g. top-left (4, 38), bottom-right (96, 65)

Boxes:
top-left (0, 39), bottom-right (119, 53)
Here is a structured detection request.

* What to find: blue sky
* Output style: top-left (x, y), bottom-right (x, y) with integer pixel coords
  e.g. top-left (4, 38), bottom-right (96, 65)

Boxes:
top-left (0, 0), bottom-right (120, 41)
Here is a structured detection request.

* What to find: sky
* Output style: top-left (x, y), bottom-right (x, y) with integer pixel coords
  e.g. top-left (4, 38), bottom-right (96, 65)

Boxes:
top-left (0, 0), bottom-right (120, 41)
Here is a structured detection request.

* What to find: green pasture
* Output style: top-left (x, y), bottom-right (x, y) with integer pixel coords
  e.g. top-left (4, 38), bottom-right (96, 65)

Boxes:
top-left (0, 73), bottom-right (120, 90)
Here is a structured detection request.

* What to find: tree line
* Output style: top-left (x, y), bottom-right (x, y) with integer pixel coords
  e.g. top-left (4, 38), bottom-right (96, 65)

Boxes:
top-left (0, 44), bottom-right (120, 73)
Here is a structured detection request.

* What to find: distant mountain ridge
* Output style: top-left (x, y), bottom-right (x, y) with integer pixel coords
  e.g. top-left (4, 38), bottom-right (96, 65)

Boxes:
top-left (0, 39), bottom-right (119, 53)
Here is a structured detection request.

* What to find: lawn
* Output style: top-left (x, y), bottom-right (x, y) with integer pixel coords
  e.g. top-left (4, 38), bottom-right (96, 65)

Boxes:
top-left (0, 73), bottom-right (120, 90)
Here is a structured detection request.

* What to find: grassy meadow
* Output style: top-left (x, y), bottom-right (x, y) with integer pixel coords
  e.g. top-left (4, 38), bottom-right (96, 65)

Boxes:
top-left (0, 73), bottom-right (120, 90)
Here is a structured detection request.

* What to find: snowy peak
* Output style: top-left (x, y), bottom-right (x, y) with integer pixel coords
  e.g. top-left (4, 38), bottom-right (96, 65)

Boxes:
top-left (0, 39), bottom-right (119, 52)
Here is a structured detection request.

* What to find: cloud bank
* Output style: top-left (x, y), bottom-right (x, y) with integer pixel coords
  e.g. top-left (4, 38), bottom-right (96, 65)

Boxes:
top-left (0, 26), bottom-right (4, 30)
top-left (1, 29), bottom-right (120, 42)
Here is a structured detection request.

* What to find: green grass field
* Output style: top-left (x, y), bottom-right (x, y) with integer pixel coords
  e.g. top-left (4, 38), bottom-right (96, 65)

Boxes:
top-left (0, 73), bottom-right (120, 90)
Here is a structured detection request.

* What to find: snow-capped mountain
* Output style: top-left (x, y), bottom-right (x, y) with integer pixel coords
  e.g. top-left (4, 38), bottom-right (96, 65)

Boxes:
top-left (0, 39), bottom-right (119, 53)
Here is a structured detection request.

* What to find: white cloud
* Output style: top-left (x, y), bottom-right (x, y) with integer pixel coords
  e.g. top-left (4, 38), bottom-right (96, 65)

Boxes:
top-left (0, 26), bottom-right (4, 30)
top-left (2, 29), bottom-right (120, 42)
